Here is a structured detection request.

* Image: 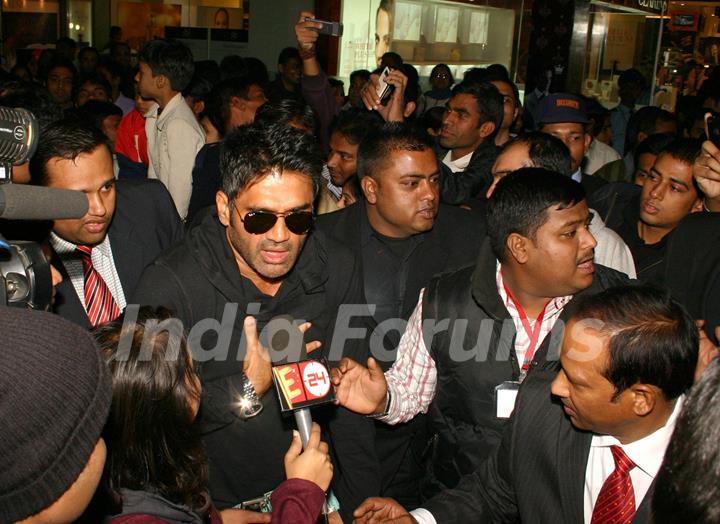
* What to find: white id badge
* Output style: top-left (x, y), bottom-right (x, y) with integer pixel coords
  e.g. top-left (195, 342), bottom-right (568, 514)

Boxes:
top-left (495, 381), bottom-right (521, 419)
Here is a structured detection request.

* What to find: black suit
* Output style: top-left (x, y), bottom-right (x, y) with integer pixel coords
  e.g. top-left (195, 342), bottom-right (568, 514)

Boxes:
top-left (422, 373), bottom-right (654, 523)
top-left (52, 179), bottom-right (184, 328)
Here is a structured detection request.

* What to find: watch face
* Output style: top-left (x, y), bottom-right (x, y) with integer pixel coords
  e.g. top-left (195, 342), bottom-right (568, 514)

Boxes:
top-left (239, 397), bottom-right (263, 419)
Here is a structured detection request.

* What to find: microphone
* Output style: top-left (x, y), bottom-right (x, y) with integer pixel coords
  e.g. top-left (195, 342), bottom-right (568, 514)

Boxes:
top-left (0, 106), bottom-right (38, 166)
top-left (0, 184), bottom-right (89, 220)
top-left (272, 358), bottom-right (336, 519)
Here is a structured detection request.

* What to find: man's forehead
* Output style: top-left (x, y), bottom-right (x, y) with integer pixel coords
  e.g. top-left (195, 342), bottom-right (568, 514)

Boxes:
top-left (449, 93), bottom-right (480, 113)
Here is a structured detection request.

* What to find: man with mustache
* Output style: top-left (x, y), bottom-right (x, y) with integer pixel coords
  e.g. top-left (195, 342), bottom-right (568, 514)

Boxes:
top-left (132, 122), bottom-right (379, 523)
top-left (592, 138), bottom-right (704, 285)
top-left (331, 168), bottom-right (628, 500)
top-left (28, 118), bottom-right (183, 328)
top-left (316, 122), bottom-right (484, 507)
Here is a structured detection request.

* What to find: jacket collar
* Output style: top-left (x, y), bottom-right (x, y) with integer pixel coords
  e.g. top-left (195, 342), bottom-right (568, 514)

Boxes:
top-left (470, 239), bottom-right (510, 320)
top-left (155, 92), bottom-right (185, 130)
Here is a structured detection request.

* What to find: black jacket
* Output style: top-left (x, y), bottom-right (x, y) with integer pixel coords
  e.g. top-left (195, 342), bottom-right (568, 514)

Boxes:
top-left (422, 370), bottom-right (654, 523)
top-left (131, 211), bottom-right (379, 522)
top-left (52, 179), bottom-right (184, 328)
top-left (664, 212), bottom-right (720, 343)
top-left (440, 141), bottom-right (499, 205)
top-left (315, 202), bottom-right (485, 364)
top-left (419, 239), bottom-right (629, 499)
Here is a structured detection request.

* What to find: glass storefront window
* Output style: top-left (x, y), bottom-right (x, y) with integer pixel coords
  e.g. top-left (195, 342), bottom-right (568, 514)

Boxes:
top-left (337, 0), bottom-right (525, 88)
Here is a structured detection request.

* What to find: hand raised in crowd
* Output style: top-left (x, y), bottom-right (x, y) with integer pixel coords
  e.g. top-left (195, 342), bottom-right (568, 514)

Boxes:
top-left (693, 138), bottom-right (720, 211)
top-left (695, 320), bottom-right (720, 383)
top-left (284, 422), bottom-right (334, 491)
top-left (218, 508), bottom-right (272, 524)
top-left (360, 68), bottom-right (408, 123)
top-left (352, 497), bottom-right (416, 523)
top-left (242, 316), bottom-right (321, 397)
top-left (295, 11), bottom-right (321, 52)
top-left (331, 357), bottom-right (389, 415)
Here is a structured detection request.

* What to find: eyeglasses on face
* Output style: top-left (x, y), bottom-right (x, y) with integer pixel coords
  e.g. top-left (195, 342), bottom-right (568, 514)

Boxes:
top-left (236, 208), bottom-right (314, 235)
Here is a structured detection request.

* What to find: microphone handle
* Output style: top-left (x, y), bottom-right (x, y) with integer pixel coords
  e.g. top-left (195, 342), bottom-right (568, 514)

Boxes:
top-left (293, 409), bottom-right (329, 521)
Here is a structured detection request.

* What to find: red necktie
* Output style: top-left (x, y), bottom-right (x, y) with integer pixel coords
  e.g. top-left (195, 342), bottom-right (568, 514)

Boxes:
top-left (76, 245), bottom-right (121, 327)
top-left (591, 445), bottom-right (637, 524)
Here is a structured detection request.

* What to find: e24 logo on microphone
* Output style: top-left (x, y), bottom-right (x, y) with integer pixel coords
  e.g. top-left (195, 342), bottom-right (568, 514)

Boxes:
top-left (272, 358), bottom-right (336, 412)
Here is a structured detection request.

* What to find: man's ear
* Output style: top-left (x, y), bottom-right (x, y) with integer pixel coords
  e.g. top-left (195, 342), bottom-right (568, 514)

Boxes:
top-left (691, 197), bottom-right (705, 213)
top-left (361, 176), bottom-right (378, 204)
top-left (506, 232), bottom-right (530, 264)
top-left (479, 121), bottom-right (496, 139)
top-left (156, 74), bottom-right (168, 91)
top-left (403, 101), bottom-right (417, 118)
top-left (629, 383), bottom-right (657, 417)
top-left (216, 191), bottom-right (231, 227)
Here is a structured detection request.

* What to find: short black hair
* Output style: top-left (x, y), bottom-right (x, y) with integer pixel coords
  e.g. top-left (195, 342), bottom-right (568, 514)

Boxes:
top-left (0, 81), bottom-right (64, 132)
top-left (254, 98), bottom-right (317, 134)
top-left (76, 72), bottom-right (112, 101)
top-left (633, 132), bottom-right (676, 170)
top-left (97, 57), bottom-right (124, 80)
top-left (72, 100), bottom-right (123, 137)
top-left (357, 121), bottom-right (435, 179)
top-left (138, 39), bottom-right (195, 92)
top-left (244, 57), bottom-right (269, 87)
top-left (220, 122), bottom-right (323, 204)
top-left (657, 137), bottom-right (704, 196)
top-left (400, 63), bottom-right (420, 105)
top-left (584, 97), bottom-right (610, 137)
top-left (329, 108), bottom-right (382, 146)
top-left (569, 285), bottom-right (697, 400)
top-left (204, 76), bottom-right (262, 135)
top-left (78, 46), bottom-right (99, 62)
top-left (29, 117), bottom-right (111, 186)
top-left (277, 47), bottom-right (300, 66)
top-left (182, 75), bottom-right (213, 102)
top-left (652, 357), bottom-right (720, 523)
top-left (350, 69), bottom-right (371, 85)
top-left (487, 168), bottom-right (585, 262)
top-left (502, 132), bottom-right (573, 176)
top-left (624, 106), bottom-right (676, 155)
top-left (381, 52), bottom-right (403, 69)
top-left (422, 106), bottom-right (445, 134)
top-left (450, 81), bottom-right (504, 138)
top-left (618, 68), bottom-right (646, 89)
top-left (46, 57), bottom-right (77, 82)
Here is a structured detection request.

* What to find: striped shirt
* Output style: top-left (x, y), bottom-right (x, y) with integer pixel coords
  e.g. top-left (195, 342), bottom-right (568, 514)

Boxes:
top-left (50, 233), bottom-right (127, 313)
top-left (382, 261), bottom-right (571, 425)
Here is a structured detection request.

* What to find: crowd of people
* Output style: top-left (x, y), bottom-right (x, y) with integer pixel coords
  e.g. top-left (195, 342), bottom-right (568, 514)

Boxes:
top-left (1, 10), bottom-right (720, 524)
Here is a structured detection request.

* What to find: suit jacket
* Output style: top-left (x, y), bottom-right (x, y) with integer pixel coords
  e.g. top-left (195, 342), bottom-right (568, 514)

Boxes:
top-left (422, 371), bottom-right (654, 523)
top-left (52, 179), bottom-right (184, 328)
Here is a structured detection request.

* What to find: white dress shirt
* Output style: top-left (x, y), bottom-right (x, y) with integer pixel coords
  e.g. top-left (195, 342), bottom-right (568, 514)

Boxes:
top-left (412, 397), bottom-right (684, 524)
top-left (50, 232), bottom-right (127, 312)
top-left (585, 138), bottom-right (621, 175)
top-left (583, 396), bottom-right (684, 523)
top-left (442, 150), bottom-right (473, 173)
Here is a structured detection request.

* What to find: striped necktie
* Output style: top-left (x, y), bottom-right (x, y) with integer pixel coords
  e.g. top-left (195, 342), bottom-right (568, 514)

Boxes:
top-left (76, 245), bottom-right (120, 327)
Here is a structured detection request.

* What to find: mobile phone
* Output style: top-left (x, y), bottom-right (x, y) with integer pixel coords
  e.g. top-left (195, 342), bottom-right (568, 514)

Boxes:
top-left (304, 18), bottom-right (344, 37)
top-left (705, 112), bottom-right (720, 148)
top-left (376, 66), bottom-right (395, 105)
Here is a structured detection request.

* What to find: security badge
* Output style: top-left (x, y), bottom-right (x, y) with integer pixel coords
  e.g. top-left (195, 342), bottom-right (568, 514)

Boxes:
top-left (495, 381), bottom-right (521, 419)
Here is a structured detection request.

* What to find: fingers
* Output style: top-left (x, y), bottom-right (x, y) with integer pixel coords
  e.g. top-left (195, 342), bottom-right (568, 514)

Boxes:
top-left (361, 74), bottom-right (382, 110)
top-left (307, 421), bottom-right (322, 449)
top-left (284, 430), bottom-right (303, 466)
top-left (367, 357), bottom-right (384, 380)
top-left (306, 340), bottom-right (322, 353)
top-left (244, 316), bottom-right (259, 349)
top-left (353, 498), bottom-right (387, 518)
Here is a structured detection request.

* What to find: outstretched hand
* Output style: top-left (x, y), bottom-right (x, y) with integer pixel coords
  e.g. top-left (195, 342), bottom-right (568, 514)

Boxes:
top-left (284, 422), bottom-right (334, 491)
top-left (331, 357), bottom-right (389, 415)
top-left (352, 497), bottom-right (416, 523)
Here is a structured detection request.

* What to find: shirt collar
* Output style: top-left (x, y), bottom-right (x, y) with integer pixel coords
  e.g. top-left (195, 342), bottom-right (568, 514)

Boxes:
top-left (496, 261), bottom-right (573, 319)
top-left (442, 150), bottom-right (473, 173)
top-left (359, 201), bottom-right (425, 249)
top-left (50, 231), bottom-right (112, 257)
top-left (591, 396), bottom-right (685, 478)
top-left (156, 92), bottom-right (184, 129)
top-left (572, 168), bottom-right (583, 183)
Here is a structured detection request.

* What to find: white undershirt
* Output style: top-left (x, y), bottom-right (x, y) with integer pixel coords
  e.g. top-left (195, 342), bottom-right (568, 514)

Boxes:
top-left (442, 150), bottom-right (473, 173)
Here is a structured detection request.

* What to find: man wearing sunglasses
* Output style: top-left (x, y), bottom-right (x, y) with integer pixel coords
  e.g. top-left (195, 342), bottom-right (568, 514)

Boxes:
top-left (132, 123), bottom-right (380, 522)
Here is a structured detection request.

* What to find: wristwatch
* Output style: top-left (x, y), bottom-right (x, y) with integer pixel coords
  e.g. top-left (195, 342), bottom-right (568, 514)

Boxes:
top-left (237, 375), bottom-right (263, 420)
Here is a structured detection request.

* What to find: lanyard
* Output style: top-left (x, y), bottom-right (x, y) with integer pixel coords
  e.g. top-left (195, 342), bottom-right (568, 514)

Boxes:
top-left (504, 283), bottom-right (548, 372)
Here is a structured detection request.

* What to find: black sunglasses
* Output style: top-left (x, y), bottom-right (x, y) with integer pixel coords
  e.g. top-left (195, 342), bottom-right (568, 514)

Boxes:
top-left (238, 209), bottom-right (314, 235)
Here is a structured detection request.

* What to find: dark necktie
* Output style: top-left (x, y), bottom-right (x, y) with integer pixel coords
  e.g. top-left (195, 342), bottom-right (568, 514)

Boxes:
top-left (591, 445), bottom-right (637, 524)
top-left (76, 245), bottom-right (120, 326)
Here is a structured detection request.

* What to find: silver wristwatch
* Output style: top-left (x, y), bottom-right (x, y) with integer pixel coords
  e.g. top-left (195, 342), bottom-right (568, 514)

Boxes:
top-left (238, 375), bottom-right (263, 420)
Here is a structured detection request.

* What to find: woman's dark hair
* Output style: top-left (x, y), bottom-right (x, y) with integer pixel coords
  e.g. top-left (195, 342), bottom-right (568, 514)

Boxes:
top-left (652, 357), bottom-right (720, 523)
top-left (94, 307), bottom-right (210, 517)
top-left (570, 285), bottom-right (697, 401)
top-left (430, 63), bottom-right (454, 87)
top-left (487, 167), bottom-right (585, 262)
